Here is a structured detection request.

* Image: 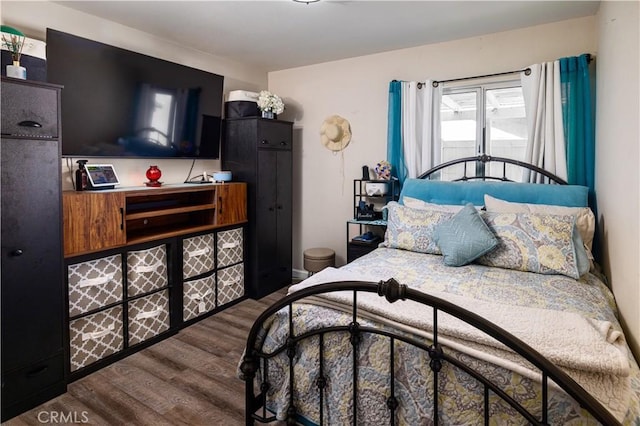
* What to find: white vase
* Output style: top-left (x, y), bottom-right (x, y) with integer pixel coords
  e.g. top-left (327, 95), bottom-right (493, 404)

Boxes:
top-left (261, 110), bottom-right (275, 119)
top-left (6, 61), bottom-right (26, 80)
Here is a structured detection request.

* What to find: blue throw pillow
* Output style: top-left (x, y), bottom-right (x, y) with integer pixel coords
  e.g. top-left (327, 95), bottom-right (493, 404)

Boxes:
top-left (434, 203), bottom-right (498, 266)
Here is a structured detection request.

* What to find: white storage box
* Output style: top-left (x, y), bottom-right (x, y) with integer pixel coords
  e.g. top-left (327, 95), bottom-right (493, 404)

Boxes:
top-left (226, 90), bottom-right (259, 102)
top-left (225, 90), bottom-right (259, 118)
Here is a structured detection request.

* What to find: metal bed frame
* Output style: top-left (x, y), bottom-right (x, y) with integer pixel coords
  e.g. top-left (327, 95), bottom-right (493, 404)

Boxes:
top-left (241, 157), bottom-right (617, 425)
top-left (241, 280), bottom-right (619, 425)
top-left (416, 154), bottom-right (568, 184)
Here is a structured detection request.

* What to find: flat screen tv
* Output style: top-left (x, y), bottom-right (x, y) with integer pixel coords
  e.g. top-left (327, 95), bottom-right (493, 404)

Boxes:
top-left (46, 28), bottom-right (224, 159)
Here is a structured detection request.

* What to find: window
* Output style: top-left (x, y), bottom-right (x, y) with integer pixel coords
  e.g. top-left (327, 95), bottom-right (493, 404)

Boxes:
top-left (439, 80), bottom-right (528, 181)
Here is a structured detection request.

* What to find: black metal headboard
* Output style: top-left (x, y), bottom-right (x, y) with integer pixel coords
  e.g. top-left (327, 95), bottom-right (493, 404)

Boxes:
top-left (418, 154), bottom-right (568, 185)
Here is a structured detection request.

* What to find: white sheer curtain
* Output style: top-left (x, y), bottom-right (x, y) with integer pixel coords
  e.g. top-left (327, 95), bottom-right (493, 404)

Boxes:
top-left (521, 61), bottom-right (567, 182)
top-left (401, 80), bottom-right (442, 178)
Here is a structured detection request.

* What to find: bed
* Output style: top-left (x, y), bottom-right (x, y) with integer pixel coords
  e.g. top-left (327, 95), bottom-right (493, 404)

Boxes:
top-left (239, 156), bottom-right (640, 425)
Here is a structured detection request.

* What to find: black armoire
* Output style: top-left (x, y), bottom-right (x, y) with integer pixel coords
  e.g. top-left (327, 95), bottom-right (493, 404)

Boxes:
top-left (223, 118), bottom-right (292, 298)
top-left (1, 77), bottom-right (66, 420)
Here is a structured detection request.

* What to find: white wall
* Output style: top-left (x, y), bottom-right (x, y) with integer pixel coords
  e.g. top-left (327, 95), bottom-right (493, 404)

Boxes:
top-left (1, 1), bottom-right (268, 189)
top-left (595, 1), bottom-right (640, 358)
top-left (269, 16), bottom-right (597, 270)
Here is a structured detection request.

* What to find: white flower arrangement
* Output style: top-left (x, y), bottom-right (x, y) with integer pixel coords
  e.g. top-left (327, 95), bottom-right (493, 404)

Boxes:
top-left (257, 90), bottom-right (285, 114)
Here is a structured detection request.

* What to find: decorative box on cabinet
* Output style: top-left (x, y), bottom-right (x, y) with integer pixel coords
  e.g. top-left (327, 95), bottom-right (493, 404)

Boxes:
top-left (128, 290), bottom-right (170, 346)
top-left (223, 118), bottom-right (293, 298)
top-left (217, 263), bottom-right (245, 306)
top-left (68, 305), bottom-right (124, 372)
top-left (183, 274), bottom-right (216, 321)
top-left (67, 254), bottom-right (123, 317)
top-left (183, 233), bottom-right (215, 279)
top-left (127, 244), bottom-right (168, 296)
top-left (1, 77), bottom-right (66, 421)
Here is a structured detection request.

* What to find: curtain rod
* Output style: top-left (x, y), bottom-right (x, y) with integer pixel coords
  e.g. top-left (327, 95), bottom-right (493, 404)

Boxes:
top-left (423, 53), bottom-right (592, 89)
top-left (429, 67), bottom-right (531, 88)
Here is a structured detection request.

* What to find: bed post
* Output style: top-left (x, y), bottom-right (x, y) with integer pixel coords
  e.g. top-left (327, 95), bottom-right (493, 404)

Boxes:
top-left (240, 354), bottom-right (258, 426)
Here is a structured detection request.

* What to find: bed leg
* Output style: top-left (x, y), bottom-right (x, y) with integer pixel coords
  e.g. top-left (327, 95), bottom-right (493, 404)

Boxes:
top-left (241, 355), bottom-right (259, 426)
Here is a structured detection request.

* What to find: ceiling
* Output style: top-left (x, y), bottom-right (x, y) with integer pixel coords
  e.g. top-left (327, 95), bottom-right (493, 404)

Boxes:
top-left (53, 1), bottom-right (600, 72)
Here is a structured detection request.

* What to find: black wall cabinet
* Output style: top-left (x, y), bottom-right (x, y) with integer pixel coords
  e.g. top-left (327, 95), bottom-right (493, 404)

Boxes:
top-left (223, 118), bottom-right (293, 298)
top-left (1, 77), bottom-right (66, 421)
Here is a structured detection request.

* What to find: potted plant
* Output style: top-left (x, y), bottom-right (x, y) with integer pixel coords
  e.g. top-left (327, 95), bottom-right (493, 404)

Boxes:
top-left (1, 25), bottom-right (26, 79)
top-left (257, 90), bottom-right (285, 119)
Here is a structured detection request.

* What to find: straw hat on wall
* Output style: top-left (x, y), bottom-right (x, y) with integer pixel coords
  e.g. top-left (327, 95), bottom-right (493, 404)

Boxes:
top-left (320, 115), bottom-right (351, 152)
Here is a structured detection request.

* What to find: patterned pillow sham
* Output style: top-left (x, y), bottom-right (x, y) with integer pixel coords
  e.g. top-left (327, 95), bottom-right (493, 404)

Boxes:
top-left (483, 194), bottom-right (596, 251)
top-left (476, 212), bottom-right (583, 279)
top-left (380, 201), bottom-right (453, 254)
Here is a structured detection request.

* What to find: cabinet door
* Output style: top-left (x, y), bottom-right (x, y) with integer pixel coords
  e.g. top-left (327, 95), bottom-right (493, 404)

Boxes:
top-left (1, 138), bottom-right (63, 371)
top-left (256, 149), bottom-right (279, 280)
top-left (275, 149), bottom-right (292, 283)
top-left (216, 183), bottom-right (247, 226)
top-left (63, 192), bottom-right (126, 256)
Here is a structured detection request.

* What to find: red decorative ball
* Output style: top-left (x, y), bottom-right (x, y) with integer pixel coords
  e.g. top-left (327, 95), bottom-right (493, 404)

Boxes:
top-left (146, 165), bottom-right (162, 182)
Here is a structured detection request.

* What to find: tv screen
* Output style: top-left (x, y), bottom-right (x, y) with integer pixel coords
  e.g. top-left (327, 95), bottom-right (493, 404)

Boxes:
top-left (46, 29), bottom-right (224, 159)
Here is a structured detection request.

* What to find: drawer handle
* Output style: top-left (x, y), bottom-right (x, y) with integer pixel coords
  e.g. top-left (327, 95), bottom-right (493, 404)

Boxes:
top-left (78, 274), bottom-right (114, 288)
top-left (82, 323), bottom-right (115, 341)
top-left (187, 248), bottom-right (210, 258)
top-left (188, 290), bottom-right (213, 301)
top-left (221, 241), bottom-right (240, 249)
top-left (27, 365), bottom-right (49, 378)
top-left (261, 139), bottom-right (269, 145)
top-left (18, 120), bottom-right (42, 128)
top-left (135, 308), bottom-right (162, 321)
top-left (133, 262), bottom-right (163, 273)
top-left (220, 279), bottom-right (240, 288)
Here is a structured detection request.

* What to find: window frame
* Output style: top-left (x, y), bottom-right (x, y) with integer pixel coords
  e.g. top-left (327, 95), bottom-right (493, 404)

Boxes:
top-left (441, 78), bottom-right (525, 155)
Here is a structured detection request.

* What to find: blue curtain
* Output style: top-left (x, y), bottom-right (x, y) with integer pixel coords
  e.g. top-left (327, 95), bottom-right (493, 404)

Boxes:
top-left (387, 80), bottom-right (406, 186)
top-left (560, 54), bottom-right (595, 202)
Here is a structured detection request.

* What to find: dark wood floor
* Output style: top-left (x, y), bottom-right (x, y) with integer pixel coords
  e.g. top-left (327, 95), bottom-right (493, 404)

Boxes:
top-left (4, 289), bottom-right (288, 426)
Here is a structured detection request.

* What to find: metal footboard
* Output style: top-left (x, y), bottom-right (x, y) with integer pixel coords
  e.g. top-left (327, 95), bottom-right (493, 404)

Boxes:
top-left (240, 279), bottom-right (619, 426)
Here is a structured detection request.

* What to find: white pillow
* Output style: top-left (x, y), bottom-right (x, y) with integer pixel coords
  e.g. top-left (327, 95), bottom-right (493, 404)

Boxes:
top-left (483, 194), bottom-right (596, 252)
top-left (402, 196), bottom-right (467, 213)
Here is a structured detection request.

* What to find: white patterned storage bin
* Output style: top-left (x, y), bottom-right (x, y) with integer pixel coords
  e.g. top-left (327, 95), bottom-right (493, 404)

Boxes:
top-left (183, 233), bottom-right (215, 279)
top-left (127, 245), bottom-right (168, 297)
top-left (217, 263), bottom-right (244, 306)
top-left (128, 290), bottom-right (170, 346)
top-left (69, 305), bottom-right (123, 372)
top-left (217, 228), bottom-right (243, 268)
top-left (183, 274), bottom-right (216, 321)
top-left (67, 254), bottom-right (123, 317)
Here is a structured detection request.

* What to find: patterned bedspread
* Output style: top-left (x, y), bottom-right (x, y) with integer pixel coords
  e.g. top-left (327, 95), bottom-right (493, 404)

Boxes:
top-left (248, 248), bottom-right (640, 425)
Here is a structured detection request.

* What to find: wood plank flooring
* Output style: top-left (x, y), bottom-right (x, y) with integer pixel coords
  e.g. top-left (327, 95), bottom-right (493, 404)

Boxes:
top-left (4, 289), bottom-right (288, 426)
